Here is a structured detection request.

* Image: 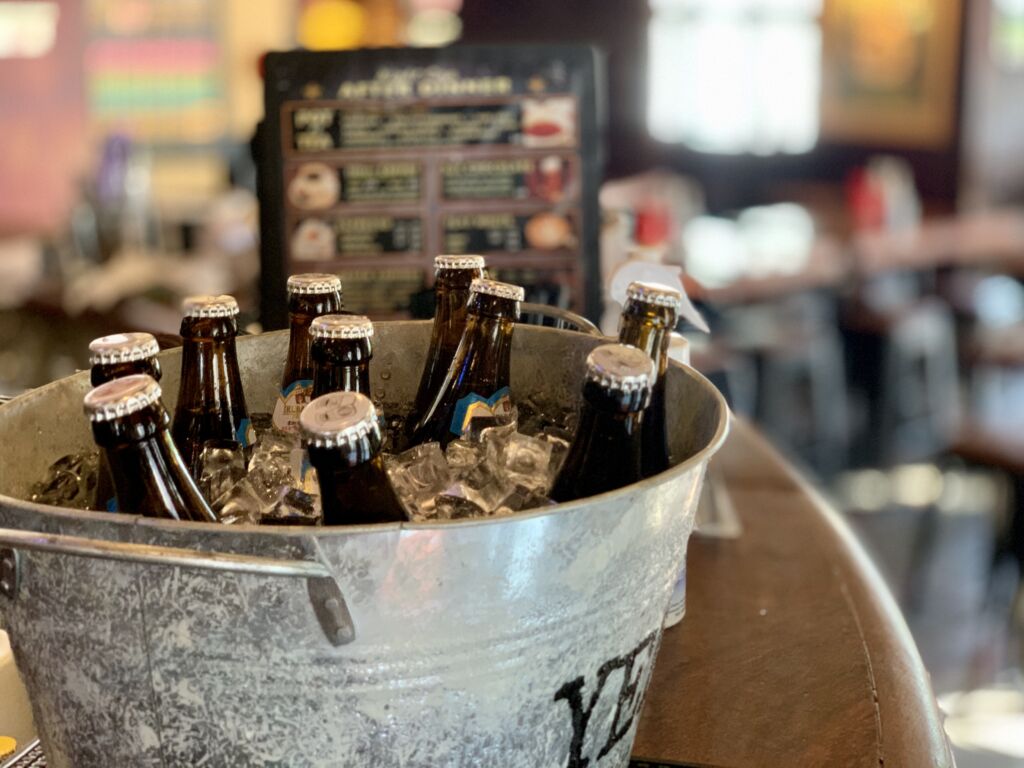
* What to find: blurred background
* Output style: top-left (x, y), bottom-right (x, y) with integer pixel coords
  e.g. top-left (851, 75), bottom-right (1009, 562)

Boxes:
top-left (2, 0), bottom-right (1024, 763)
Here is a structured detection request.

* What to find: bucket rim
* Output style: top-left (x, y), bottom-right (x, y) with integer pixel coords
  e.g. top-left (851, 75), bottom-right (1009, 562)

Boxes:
top-left (0, 322), bottom-right (730, 537)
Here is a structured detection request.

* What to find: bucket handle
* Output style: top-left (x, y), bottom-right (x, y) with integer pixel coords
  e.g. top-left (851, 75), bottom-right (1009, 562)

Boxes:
top-left (518, 303), bottom-right (602, 336)
top-left (0, 528), bottom-right (357, 647)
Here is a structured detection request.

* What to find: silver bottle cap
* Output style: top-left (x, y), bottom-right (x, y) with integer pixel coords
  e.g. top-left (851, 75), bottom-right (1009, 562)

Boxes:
top-left (88, 332), bottom-right (160, 366)
top-left (300, 391), bottom-right (381, 449)
top-left (309, 314), bottom-right (374, 340)
top-left (435, 254), bottom-right (486, 272)
top-left (625, 281), bottom-right (683, 310)
top-left (585, 343), bottom-right (656, 394)
top-left (470, 278), bottom-right (525, 302)
top-left (182, 294), bottom-right (239, 318)
top-left (83, 374), bottom-right (163, 423)
top-left (287, 273), bottom-right (342, 296)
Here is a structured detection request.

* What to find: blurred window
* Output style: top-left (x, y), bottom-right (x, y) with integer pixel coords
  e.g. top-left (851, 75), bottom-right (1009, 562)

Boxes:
top-left (647, 0), bottom-right (822, 154)
top-left (0, 2), bottom-right (59, 58)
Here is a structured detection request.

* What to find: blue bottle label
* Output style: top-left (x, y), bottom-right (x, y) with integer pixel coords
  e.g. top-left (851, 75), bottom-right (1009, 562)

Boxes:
top-left (449, 386), bottom-right (513, 436)
top-left (272, 379), bottom-right (313, 433)
top-left (105, 496), bottom-right (118, 513)
top-left (235, 417), bottom-right (256, 448)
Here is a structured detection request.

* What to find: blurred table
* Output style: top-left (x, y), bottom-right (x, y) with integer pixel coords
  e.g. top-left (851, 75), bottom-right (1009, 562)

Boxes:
top-left (853, 209), bottom-right (1024, 277)
top-left (632, 418), bottom-right (954, 767)
top-left (698, 238), bottom-right (847, 306)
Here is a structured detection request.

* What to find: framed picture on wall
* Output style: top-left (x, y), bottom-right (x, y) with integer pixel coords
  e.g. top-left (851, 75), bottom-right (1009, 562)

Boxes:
top-left (820, 0), bottom-right (963, 148)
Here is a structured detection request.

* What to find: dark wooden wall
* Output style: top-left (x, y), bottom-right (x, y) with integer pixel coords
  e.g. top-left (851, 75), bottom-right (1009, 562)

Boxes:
top-left (460, 0), bottom-right (967, 214)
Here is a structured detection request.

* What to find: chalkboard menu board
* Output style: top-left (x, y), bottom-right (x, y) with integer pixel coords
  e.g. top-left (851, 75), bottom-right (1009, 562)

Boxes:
top-left (259, 45), bottom-right (603, 329)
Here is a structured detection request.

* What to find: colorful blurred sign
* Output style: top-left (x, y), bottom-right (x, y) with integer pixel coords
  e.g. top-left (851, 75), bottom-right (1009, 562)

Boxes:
top-left (258, 46), bottom-right (602, 326)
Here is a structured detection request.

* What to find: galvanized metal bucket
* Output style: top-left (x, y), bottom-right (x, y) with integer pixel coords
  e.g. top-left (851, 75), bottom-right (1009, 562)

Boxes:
top-left (0, 322), bottom-right (728, 768)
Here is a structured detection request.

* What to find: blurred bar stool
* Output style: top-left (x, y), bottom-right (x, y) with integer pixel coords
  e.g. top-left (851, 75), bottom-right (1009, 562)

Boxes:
top-left (877, 299), bottom-right (961, 466)
top-left (723, 292), bottom-right (849, 480)
top-left (758, 323), bottom-right (849, 480)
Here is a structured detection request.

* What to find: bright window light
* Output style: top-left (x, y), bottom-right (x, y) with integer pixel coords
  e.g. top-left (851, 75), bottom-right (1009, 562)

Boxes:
top-left (648, 0), bottom-right (822, 154)
top-left (0, 2), bottom-right (59, 59)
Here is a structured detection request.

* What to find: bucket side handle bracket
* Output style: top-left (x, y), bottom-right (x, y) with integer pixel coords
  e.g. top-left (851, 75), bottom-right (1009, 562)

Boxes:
top-left (0, 528), bottom-right (355, 646)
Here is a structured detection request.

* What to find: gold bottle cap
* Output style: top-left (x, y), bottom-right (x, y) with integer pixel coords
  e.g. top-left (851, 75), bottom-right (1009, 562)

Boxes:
top-left (84, 374), bottom-right (162, 422)
top-left (181, 294), bottom-right (239, 318)
top-left (88, 332), bottom-right (160, 366)
top-left (625, 281), bottom-right (683, 310)
top-left (435, 254), bottom-right (486, 272)
top-left (470, 278), bottom-right (525, 302)
top-left (0, 736), bottom-right (17, 760)
top-left (287, 272), bottom-right (343, 295)
top-left (585, 343), bottom-right (656, 395)
top-left (300, 391), bottom-right (381, 449)
top-left (309, 314), bottom-right (374, 340)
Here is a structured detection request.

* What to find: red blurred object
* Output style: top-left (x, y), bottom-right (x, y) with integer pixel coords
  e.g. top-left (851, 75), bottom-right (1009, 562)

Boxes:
top-left (634, 205), bottom-right (672, 247)
top-left (846, 167), bottom-right (885, 232)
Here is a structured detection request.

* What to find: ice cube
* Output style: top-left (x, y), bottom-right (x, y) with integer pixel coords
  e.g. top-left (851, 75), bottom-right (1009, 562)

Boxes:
top-left (247, 433), bottom-right (301, 500)
top-left (29, 451), bottom-right (100, 510)
top-left (386, 442), bottom-right (451, 517)
top-left (260, 487), bottom-right (321, 526)
top-left (459, 461), bottom-right (516, 514)
top-left (444, 439), bottom-right (485, 475)
top-left (496, 485), bottom-right (557, 515)
top-left (538, 428), bottom-right (572, 487)
top-left (434, 482), bottom-right (490, 520)
top-left (500, 433), bottom-right (553, 494)
top-left (214, 477), bottom-right (264, 525)
top-left (463, 404), bottom-right (518, 442)
top-left (197, 439), bottom-right (247, 503)
top-left (253, 427), bottom-right (299, 458)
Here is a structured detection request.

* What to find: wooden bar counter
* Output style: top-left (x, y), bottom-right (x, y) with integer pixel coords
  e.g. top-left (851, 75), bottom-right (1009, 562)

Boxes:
top-left (632, 419), bottom-right (954, 768)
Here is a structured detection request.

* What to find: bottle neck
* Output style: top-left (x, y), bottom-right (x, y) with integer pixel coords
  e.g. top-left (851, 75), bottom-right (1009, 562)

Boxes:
top-left (91, 357), bottom-right (162, 387)
top-left (283, 292), bottom-right (343, 386)
top-left (177, 330), bottom-right (245, 410)
top-left (410, 272), bottom-right (480, 419)
top-left (307, 440), bottom-right (406, 525)
top-left (551, 399), bottom-right (644, 502)
top-left (433, 282), bottom-right (474, 347)
top-left (311, 338), bottom-right (372, 398)
top-left (618, 311), bottom-right (674, 377)
top-left (92, 405), bottom-right (216, 522)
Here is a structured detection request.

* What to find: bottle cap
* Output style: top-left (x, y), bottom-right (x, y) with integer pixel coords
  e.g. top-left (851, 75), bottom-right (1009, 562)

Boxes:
top-left (182, 294), bottom-right (239, 318)
top-left (310, 314), bottom-right (374, 340)
top-left (300, 391), bottom-right (381, 449)
top-left (88, 332), bottom-right (160, 366)
top-left (625, 281), bottom-right (683, 310)
top-left (435, 254), bottom-right (486, 272)
top-left (84, 374), bottom-right (162, 423)
top-left (287, 273), bottom-right (342, 296)
top-left (585, 343), bottom-right (656, 394)
top-left (470, 278), bottom-right (525, 302)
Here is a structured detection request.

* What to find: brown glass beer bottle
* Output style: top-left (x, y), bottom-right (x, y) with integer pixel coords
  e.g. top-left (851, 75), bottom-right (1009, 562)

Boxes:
top-left (300, 391), bottom-right (408, 525)
top-left (550, 343), bottom-right (655, 503)
top-left (309, 314), bottom-right (373, 399)
top-left (617, 281), bottom-right (681, 477)
top-left (410, 254), bottom-right (486, 425)
top-left (84, 374), bottom-right (218, 522)
top-left (171, 294), bottom-right (253, 477)
top-left (88, 332), bottom-right (163, 511)
top-left (274, 273), bottom-right (343, 432)
top-left (410, 278), bottom-right (523, 448)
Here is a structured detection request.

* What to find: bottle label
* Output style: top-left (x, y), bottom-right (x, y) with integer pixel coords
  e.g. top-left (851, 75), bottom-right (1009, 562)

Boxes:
top-left (105, 496), bottom-right (118, 513)
top-left (235, 417), bottom-right (256, 448)
top-left (449, 386), bottom-right (513, 436)
top-left (272, 379), bottom-right (313, 433)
